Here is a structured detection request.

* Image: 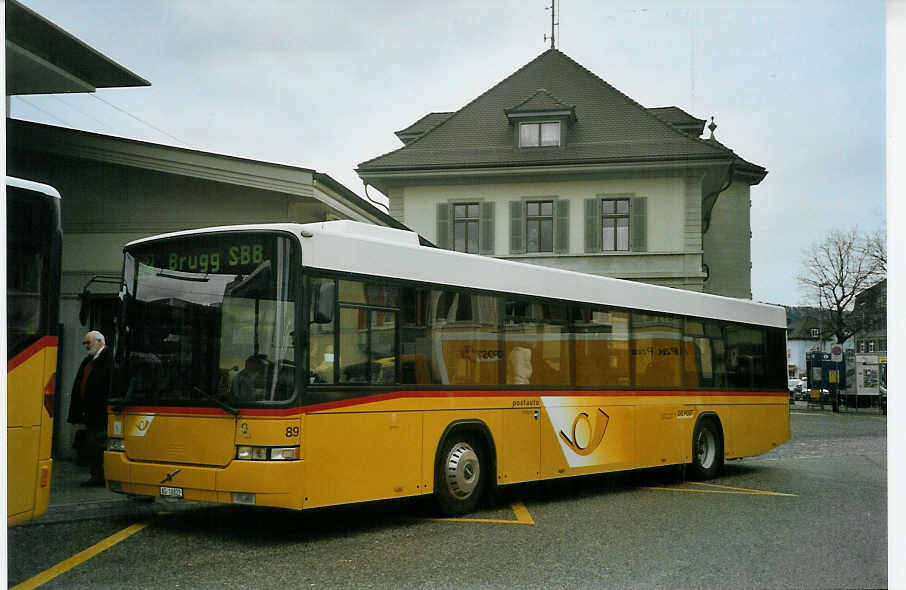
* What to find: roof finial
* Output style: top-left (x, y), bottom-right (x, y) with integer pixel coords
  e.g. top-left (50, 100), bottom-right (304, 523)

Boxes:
top-left (544, 0), bottom-right (559, 49)
top-left (708, 116), bottom-right (717, 139)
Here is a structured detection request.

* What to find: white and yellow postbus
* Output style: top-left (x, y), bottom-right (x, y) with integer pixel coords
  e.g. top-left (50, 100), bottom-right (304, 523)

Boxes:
top-left (7, 177), bottom-right (62, 526)
top-left (105, 221), bottom-right (789, 516)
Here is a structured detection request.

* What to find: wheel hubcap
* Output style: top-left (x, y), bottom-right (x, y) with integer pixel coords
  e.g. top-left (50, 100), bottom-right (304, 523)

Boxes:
top-left (696, 429), bottom-right (716, 468)
top-left (445, 442), bottom-right (480, 499)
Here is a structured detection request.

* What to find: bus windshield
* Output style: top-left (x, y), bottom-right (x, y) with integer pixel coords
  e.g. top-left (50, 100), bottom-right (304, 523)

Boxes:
top-left (120, 232), bottom-right (297, 408)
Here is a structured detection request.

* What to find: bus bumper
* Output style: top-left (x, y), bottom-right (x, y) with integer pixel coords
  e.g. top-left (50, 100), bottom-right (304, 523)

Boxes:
top-left (104, 451), bottom-right (304, 510)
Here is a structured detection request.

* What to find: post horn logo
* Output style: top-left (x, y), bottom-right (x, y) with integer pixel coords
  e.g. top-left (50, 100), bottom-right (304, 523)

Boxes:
top-left (559, 409), bottom-right (609, 456)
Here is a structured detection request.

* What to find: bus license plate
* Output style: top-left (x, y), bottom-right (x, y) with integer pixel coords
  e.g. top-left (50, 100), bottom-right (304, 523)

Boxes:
top-left (160, 486), bottom-right (183, 498)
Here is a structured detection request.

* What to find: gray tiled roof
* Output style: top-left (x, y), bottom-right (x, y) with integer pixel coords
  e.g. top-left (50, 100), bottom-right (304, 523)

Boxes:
top-left (359, 49), bottom-right (763, 173)
top-left (648, 106), bottom-right (706, 127)
top-left (394, 112), bottom-right (454, 138)
top-left (506, 87), bottom-right (574, 114)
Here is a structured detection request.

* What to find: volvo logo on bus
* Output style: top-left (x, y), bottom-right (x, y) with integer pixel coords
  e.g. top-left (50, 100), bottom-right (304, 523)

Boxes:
top-left (160, 469), bottom-right (181, 484)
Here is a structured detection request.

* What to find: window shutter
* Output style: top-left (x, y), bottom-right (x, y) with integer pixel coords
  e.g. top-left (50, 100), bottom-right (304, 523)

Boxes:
top-left (554, 199), bottom-right (569, 254)
top-left (436, 203), bottom-right (451, 249)
top-left (509, 201), bottom-right (525, 255)
top-left (479, 201), bottom-right (495, 255)
top-left (631, 197), bottom-right (647, 252)
top-left (584, 198), bottom-right (601, 253)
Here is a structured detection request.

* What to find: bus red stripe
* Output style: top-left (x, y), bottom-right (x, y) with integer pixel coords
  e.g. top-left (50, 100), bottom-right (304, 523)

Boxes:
top-left (117, 389), bottom-right (788, 417)
top-left (7, 336), bottom-right (58, 373)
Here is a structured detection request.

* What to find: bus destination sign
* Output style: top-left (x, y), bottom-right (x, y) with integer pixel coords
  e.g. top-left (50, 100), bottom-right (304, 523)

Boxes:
top-left (132, 233), bottom-right (276, 276)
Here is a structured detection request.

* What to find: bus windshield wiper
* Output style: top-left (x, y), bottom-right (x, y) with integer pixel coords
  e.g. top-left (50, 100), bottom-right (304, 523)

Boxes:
top-left (192, 386), bottom-right (240, 416)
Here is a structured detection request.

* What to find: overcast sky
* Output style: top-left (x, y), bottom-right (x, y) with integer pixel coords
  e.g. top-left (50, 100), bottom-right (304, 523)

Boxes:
top-left (11, 0), bottom-right (886, 306)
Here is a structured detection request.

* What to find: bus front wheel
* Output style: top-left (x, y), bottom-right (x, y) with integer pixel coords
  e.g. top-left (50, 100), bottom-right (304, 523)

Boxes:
top-left (689, 418), bottom-right (723, 480)
top-left (435, 435), bottom-right (485, 516)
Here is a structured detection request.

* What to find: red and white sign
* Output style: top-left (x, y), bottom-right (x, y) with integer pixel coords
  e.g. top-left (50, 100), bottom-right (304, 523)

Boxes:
top-left (830, 344), bottom-right (843, 363)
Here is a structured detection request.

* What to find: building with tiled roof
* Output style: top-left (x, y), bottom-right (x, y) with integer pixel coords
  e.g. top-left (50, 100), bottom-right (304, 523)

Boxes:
top-left (357, 49), bottom-right (768, 298)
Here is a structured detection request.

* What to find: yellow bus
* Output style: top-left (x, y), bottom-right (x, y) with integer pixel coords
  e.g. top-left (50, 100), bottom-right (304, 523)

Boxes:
top-left (6, 177), bottom-right (62, 526)
top-left (106, 221), bottom-right (789, 516)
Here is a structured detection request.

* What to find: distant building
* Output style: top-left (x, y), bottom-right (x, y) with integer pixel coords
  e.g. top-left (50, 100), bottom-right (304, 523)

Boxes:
top-left (852, 279), bottom-right (887, 355)
top-left (852, 280), bottom-right (887, 394)
top-left (357, 49), bottom-right (767, 298)
top-left (784, 306), bottom-right (847, 378)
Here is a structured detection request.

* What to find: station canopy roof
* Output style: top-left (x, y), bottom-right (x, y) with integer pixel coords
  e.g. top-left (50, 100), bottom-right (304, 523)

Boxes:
top-left (5, 0), bottom-right (150, 95)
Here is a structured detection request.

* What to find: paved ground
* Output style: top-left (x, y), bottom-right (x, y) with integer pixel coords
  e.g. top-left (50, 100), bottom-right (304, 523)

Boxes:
top-left (7, 404), bottom-right (887, 589)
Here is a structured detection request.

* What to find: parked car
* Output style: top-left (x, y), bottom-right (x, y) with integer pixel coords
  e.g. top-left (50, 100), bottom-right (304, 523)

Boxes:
top-left (788, 378), bottom-right (810, 401)
top-left (787, 379), bottom-right (801, 404)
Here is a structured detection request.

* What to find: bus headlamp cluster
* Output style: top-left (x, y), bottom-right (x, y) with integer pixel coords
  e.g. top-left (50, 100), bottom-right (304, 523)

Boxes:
top-left (106, 438), bottom-right (126, 452)
top-left (236, 445), bottom-right (300, 461)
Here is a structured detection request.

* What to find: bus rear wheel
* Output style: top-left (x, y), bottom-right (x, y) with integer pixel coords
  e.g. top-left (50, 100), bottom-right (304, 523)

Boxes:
top-left (689, 418), bottom-right (723, 480)
top-left (435, 435), bottom-right (485, 516)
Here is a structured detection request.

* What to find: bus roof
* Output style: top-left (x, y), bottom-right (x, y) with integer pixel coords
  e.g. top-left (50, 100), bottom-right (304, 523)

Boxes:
top-left (6, 176), bottom-right (62, 199)
top-left (124, 220), bottom-right (787, 329)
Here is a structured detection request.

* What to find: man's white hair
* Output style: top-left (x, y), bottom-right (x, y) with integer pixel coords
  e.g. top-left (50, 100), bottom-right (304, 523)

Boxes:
top-left (86, 330), bottom-right (105, 345)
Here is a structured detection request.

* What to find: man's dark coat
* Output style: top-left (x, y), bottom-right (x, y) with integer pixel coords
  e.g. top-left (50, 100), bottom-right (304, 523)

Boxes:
top-left (67, 347), bottom-right (112, 430)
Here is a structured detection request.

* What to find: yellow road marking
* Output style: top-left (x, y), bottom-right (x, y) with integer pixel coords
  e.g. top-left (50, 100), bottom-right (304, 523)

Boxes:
top-left (687, 481), bottom-right (797, 496)
top-left (426, 502), bottom-right (535, 525)
top-left (642, 482), bottom-right (797, 497)
top-left (510, 501), bottom-right (535, 524)
top-left (12, 521), bottom-right (151, 590)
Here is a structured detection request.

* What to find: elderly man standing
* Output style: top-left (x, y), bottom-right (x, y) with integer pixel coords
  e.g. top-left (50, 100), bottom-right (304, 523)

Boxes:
top-left (68, 331), bottom-right (112, 486)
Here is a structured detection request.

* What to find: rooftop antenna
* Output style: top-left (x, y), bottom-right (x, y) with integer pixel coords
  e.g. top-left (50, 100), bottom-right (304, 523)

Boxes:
top-left (544, 0), bottom-right (559, 49)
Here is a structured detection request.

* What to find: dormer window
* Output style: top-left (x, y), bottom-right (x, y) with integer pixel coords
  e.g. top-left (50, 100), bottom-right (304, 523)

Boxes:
top-left (519, 121), bottom-right (560, 147)
top-left (506, 88), bottom-right (576, 150)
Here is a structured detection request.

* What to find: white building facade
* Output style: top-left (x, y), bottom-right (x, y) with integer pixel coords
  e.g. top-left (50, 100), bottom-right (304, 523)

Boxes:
top-left (358, 50), bottom-right (767, 298)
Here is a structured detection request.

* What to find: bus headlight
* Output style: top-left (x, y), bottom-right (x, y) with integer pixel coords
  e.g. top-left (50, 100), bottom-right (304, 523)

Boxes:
top-left (236, 445), bottom-right (299, 461)
top-left (106, 438), bottom-right (125, 452)
top-left (269, 447), bottom-right (300, 461)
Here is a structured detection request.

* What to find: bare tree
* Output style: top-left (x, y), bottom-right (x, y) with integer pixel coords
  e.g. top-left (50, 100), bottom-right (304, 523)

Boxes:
top-left (863, 229), bottom-right (887, 275)
top-left (797, 229), bottom-right (884, 345)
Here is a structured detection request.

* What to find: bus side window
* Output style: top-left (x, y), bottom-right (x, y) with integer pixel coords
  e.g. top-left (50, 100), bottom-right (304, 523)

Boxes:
top-left (573, 307), bottom-right (630, 387)
top-left (335, 280), bottom-right (399, 386)
top-left (726, 325), bottom-right (765, 388)
top-left (399, 287), bottom-right (436, 385)
top-left (632, 313), bottom-right (683, 388)
top-left (504, 300), bottom-right (569, 386)
top-left (434, 291), bottom-right (500, 385)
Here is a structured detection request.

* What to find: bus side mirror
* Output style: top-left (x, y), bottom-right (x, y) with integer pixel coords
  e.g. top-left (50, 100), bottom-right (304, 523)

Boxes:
top-left (311, 281), bottom-right (335, 324)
